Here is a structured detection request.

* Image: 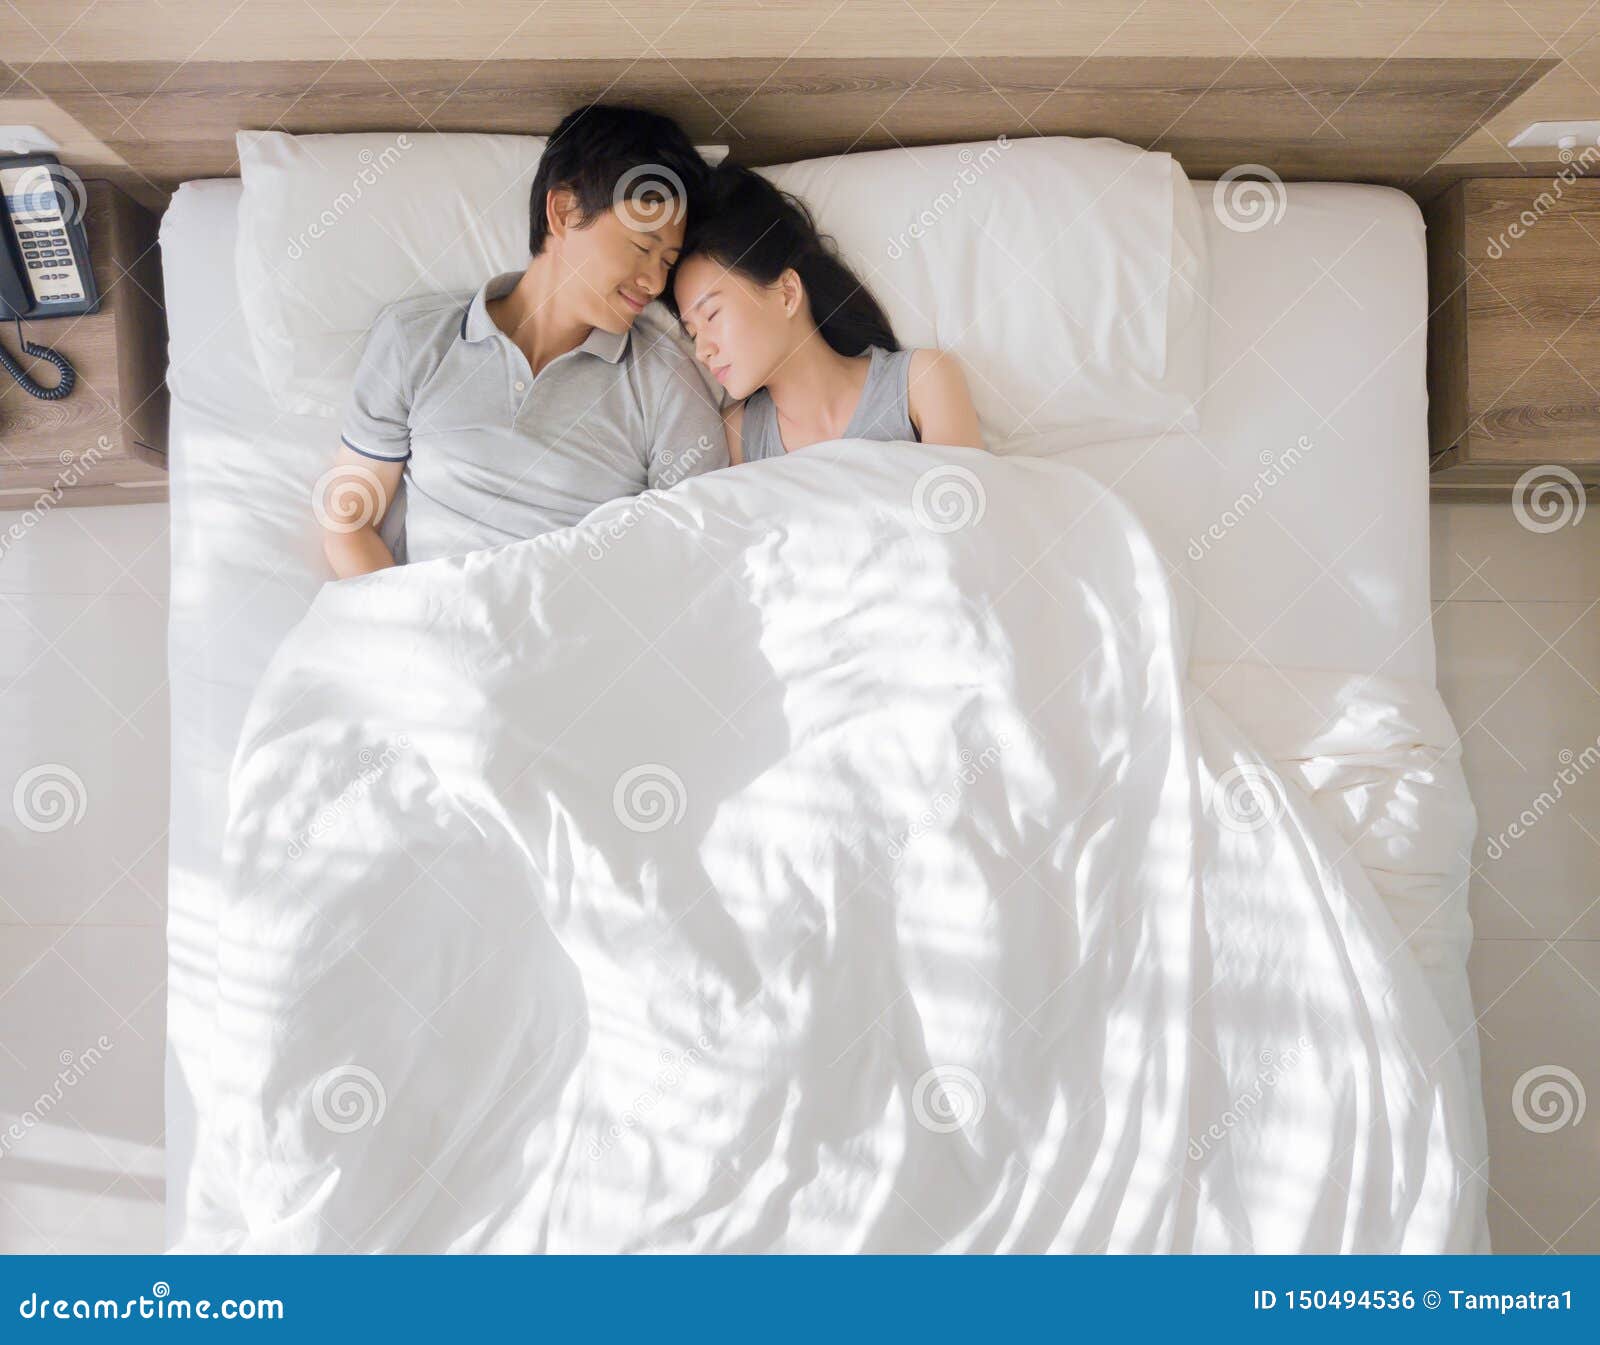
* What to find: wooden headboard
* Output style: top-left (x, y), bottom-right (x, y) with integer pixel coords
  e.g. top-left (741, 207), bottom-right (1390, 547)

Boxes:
top-left (4, 55), bottom-right (1553, 204)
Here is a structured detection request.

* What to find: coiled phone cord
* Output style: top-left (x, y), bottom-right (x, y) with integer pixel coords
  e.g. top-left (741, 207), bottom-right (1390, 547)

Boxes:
top-left (0, 318), bottom-right (76, 400)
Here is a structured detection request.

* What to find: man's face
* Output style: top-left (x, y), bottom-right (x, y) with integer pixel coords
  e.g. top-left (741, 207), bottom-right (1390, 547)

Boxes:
top-left (547, 188), bottom-right (686, 333)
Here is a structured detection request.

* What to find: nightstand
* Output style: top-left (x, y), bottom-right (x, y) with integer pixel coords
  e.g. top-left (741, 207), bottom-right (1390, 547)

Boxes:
top-left (1425, 176), bottom-right (1600, 492)
top-left (0, 178), bottom-right (168, 509)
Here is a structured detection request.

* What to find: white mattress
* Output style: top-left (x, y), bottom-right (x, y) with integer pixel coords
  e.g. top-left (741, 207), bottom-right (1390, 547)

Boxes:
top-left (160, 178), bottom-right (1459, 1247)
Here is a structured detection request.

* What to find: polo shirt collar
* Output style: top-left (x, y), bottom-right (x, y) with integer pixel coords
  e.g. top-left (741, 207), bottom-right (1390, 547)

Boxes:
top-left (459, 270), bottom-right (630, 364)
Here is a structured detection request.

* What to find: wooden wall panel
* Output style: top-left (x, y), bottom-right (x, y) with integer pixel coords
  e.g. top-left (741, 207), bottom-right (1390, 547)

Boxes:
top-left (3, 1), bottom-right (1598, 64)
top-left (3, 56), bottom-right (1553, 198)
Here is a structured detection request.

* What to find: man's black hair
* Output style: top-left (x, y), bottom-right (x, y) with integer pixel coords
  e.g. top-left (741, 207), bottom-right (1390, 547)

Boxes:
top-left (528, 104), bottom-right (708, 256)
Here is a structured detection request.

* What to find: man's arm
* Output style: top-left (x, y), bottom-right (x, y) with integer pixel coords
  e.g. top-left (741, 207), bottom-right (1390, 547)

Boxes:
top-left (318, 445), bottom-right (405, 579)
top-left (323, 306), bottom-right (415, 578)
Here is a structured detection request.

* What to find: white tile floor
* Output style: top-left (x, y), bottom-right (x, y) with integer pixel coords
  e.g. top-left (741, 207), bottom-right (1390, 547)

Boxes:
top-left (0, 500), bottom-right (170, 1255)
top-left (1431, 494), bottom-right (1600, 1254)
top-left (0, 493), bottom-right (1593, 1253)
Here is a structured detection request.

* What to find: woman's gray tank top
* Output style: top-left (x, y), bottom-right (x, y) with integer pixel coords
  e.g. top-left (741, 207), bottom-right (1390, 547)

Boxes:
top-left (739, 345), bottom-right (918, 462)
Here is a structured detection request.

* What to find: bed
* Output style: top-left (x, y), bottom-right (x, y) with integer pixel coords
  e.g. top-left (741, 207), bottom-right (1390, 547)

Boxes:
top-left (161, 167), bottom-right (1486, 1251)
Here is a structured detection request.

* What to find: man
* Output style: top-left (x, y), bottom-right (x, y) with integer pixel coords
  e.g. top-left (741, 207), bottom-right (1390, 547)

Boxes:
top-left (319, 104), bottom-right (729, 576)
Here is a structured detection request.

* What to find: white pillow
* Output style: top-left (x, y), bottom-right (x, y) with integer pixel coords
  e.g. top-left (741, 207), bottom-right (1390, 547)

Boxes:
top-left (761, 137), bottom-right (1208, 451)
top-left (234, 131), bottom-right (1204, 448)
top-left (234, 130), bottom-right (726, 417)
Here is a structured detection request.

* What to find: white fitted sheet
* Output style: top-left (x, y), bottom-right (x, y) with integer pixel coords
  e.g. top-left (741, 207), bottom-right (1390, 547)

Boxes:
top-left (160, 177), bottom-right (1459, 1247)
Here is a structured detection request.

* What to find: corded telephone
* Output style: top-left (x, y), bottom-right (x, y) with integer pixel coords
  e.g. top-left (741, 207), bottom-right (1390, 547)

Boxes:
top-left (0, 152), bottom-right (97, 400)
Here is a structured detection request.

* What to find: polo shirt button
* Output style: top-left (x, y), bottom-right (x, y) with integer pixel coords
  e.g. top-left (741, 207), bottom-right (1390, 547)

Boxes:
top-left (514, 380), bottom-right (526, 392)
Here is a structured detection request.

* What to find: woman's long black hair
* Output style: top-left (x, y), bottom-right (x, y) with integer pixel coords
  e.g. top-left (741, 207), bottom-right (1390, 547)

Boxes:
top-left (668, 162), bottom-right (898, 356)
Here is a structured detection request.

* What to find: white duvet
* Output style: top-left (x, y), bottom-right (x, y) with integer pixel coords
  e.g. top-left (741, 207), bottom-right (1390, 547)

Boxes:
top-left (183, 441), bottom-right (1484, 1252)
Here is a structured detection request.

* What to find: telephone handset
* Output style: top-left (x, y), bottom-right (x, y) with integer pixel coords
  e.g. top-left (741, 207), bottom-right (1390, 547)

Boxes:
top-left (0, 152), bottom-right (97, 400)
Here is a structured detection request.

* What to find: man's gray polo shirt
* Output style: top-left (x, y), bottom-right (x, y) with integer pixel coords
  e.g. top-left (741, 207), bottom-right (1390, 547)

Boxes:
top-left (342, 271), bottom-right (729, 563)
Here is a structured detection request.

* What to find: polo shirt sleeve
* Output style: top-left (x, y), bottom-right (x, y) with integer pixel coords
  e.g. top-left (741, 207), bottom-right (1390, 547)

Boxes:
top-left (341, 306), bottom-right (414, 463)
top-left (646, 347), bottom-right (730, 489)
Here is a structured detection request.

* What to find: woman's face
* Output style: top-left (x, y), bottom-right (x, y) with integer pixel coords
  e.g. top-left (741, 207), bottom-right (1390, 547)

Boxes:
top-left (673, 253), bottom-right (796, 401)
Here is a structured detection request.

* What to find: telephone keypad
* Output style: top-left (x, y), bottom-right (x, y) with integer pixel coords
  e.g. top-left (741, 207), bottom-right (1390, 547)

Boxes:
top-left (11, 209), bottom-right (83, 299)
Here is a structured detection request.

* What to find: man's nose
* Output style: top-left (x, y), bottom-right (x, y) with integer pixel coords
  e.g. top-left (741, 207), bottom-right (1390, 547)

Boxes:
top-left (637, 256), bottom-right (668, 297)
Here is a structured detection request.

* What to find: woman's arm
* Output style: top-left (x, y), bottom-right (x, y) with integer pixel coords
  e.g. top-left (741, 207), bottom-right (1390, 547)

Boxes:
top-left (907, 349), bottom-right (985, 450)
top-left (318, 443), bottom-right (405, 579)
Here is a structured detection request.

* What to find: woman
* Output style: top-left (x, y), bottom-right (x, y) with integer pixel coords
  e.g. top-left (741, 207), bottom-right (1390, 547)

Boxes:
top-left (669, 163), bottom-right (985, 462)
